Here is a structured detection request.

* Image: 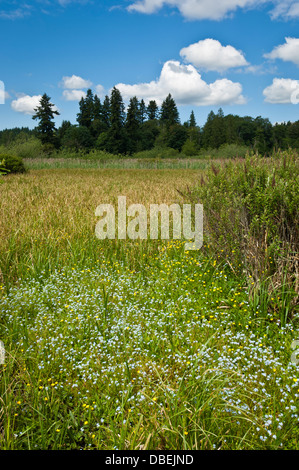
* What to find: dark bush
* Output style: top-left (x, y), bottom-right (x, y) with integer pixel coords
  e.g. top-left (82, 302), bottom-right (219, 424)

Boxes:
top-left (0, 154), bottom-right (26, 174)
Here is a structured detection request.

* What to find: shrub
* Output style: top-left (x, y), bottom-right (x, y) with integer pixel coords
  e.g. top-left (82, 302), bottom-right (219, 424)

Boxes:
top-left (181, 139), bottom-right (199, 156)
top-left (188, 150), bottom-right (299, 320)
top-left (0, 154), bottom-right (26, 174)
top-left (133, 146), bottom-right (179, 159)
top-left (9, 136), bottom-right (43, 159)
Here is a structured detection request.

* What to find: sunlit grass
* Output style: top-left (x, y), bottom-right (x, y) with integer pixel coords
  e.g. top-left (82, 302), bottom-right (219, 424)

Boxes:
top-left (0, 167), bottom-right (298, 450)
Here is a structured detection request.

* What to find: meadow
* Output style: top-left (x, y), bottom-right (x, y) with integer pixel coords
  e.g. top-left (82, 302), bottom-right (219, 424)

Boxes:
top-left (0, 159), bottom-right (298, 450)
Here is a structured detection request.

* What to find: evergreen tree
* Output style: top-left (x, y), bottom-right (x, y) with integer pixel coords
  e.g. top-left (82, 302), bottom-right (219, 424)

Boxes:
top-left (126, 96), bottom-right (140, 154)
top-left (93, 94), bottom-right (102, 121)
top-left (138, 99), bottom-right (146, 124)
top-left (105, 87), bottom-right (127, 154)
top-left (91, 94), bottom-right (105, 138)
top-left (77, 89), bottom-right (94, 129)
top-left (62, 125), bottom-right (94, 151)
top-left (160, 94), bottom-right (180, 127)
top-left (32, 93), bottom-right (60, 146)
top-left (201, 109), bottom-right (226, 149)
top-left (189, 110), bottom-right (196, 128)
top-left (57, 120), bottom-right (72, 145)
top-left (147, 100), bottom-right (158, 120)
top-left (101, 95), bottom-right (111, 129)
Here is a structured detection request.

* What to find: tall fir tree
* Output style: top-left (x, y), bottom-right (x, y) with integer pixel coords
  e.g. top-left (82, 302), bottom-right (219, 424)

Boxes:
top-left (106, 87), bottom-right (127, 154)
top-left (101, 95), bottom-right (111, 129)
top-left (93, 94), bottom-right (102, 121)
top-left (126, 96), bottom-right (140, 154)
top-left (138, 99), bottom-right (146, 124)
top-left (147, 100), bottom-right (159, 120)
top-left (160, 94), bottom-right (179, 127)
top-left (189, 110), bottom-right (196, 128)
top-left (32, 93), bottom-right (60, 146)
top-left (77, 89), bottom-right (94, 128)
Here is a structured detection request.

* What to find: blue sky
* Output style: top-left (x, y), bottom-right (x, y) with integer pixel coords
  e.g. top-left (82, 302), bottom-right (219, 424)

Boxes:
top-left (0, 0), bottom-right (299, 130)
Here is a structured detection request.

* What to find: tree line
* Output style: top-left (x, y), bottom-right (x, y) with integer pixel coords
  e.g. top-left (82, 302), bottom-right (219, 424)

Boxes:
top-left (1, 88), bottom-right (299, 156)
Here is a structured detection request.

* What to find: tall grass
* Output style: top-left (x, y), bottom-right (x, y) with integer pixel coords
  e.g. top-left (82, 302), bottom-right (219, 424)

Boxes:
top-left (0, 163), bottom-right (298, 450)
top-left (23, 158), bottom-right (211, 170)
top-left (0, 168), bottom-right (202, 286)
top-left (187, 150), bottom-right (299, 324)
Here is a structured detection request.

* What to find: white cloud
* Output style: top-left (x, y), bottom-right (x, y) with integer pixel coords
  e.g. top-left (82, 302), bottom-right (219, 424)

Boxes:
top-left (180, 38), bottom-right (248, 72)
top-left (11, 94), bottom-right (42, 115)
top-left (127, 0), bottom-right (270, 20)
top-left (115, 60), bottom-right (246, 106)
top-left (61, 75), bottom-right (92, 89)
top-left (242, 63), bottom-right (277, 74)
top-left (270, 1), bottom-right (299, 19)
top-left (263, 78), bottom-right (299, 103)
top-left (95, 84), bottom-right (105, 96)
top-left (264, 37), bottom-right (299, 67)
top-left (62, 89), bottom-right (87, 101)
top-left (0, 6), bottom-right (32, 20)
top-left (127, 0), bottom-right (299, 20)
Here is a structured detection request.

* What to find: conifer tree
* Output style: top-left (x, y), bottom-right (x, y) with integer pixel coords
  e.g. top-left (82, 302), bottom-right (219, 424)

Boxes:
top-left (105, 87), bottom-right (127, 154)
top-left (32, 93), bottom-right (60, 146)
top-left (189, 110), bottom-right (196, 128)
top-left (101, 95), bottom-right (111, 129)
top-left (126, 96), bottom-right (140, 154)
top-left (138, 99), bottom-right (146, 124)
top-left (160, 94), bottom-right (179, 127)
top-left (147, 100), bottom-right (158, 120)
top-left (77, 89), bottom-right (94, 129)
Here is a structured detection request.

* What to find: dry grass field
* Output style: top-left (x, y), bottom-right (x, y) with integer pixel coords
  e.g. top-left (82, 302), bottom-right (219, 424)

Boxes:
top-left (0, 168), bottom-right (202, 285)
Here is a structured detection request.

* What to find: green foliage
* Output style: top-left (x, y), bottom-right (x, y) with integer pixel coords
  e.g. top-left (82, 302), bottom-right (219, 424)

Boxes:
top-left (32, 93), bottom-right (60, 146)
top-left (196, 143), bottom-right (250, 160)
top-left (4, 88), bottom-right (299, 158)
top-left (125, 96), bottom-right (141, 154)
top-left (0, 158), bottom-right (9, 180)
top-left (146, 100), bottom-right (159, 120)
top-left (181, 139), bottom-right (198, 156)
top-left (133, 146), bottom-right (179, 159)
top-left (159, 93), bottom-right (180, 127)
top-left (104, 87), bottom-right (127, 155)
top-left (61, 125), bottom-right (94, 151)
top-left (1, 136), bottom-right (43, 159)
top-left (189, 150), bottom-right (299, 320)
top-left (0, 154), bottom-right (26, 174)
top-left (77, 89), bottom-right (95, 129)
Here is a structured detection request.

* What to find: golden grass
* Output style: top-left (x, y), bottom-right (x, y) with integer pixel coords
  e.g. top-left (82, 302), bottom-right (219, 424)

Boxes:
top-left (0, 168), bottom-right (203, 284)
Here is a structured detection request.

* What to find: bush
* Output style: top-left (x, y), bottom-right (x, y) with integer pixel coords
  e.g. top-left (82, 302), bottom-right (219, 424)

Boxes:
top-left (188, 150), bottom-right (299, 319)
top-left (0, 154), bottom-right (26, 174)
top-left (9, 136), bottom-right (43, 159)
top-left (196, 143), bottom-right (251, 160)
top-left (181, 139), bottom-right (199, 156)
top-left (133, 146), bottom-right (179, 159)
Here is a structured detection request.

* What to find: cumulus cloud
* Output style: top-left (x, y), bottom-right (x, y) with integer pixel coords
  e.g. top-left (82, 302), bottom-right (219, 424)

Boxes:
top-left (95, 84), bottom-right (105, 96)
top-left (11, 94), bottom-right (42, 114)
top-left (62, 89), bottom-right (87, 101)
top-left (264, 37), bottom-right (299, 67)
top-left (127, 0), bottom-right (299, 20)
top-left (127, 0), bottom-right (270, 21)
top-left (270, 1), bottom-right (299, 19)
top-left (263, 78), bottom-right (299, 103)
top-left (61, 74), bottom-right (92, 89)
top-left (180, 38), bottom-right (248, 72)
top-left (115, 60), bottom-right (246, 106)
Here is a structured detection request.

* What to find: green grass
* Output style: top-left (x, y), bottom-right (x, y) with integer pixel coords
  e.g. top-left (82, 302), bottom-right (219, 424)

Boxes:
top-left (0, 165), bottom-right (298, 450)
top-left (23, 157), bottom-right (211, 170)
top-left (1, 241), bottom-right (298, 450)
